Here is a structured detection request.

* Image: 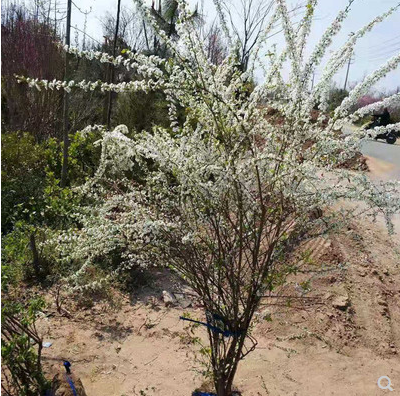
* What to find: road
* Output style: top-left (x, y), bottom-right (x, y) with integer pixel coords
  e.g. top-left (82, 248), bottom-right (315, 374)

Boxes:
top-left (344, 123), bottom-right (400, 233)
top-left (360, 140), bottom-right (400, 180)
top-left (343, 123), bottom-right (400, 180)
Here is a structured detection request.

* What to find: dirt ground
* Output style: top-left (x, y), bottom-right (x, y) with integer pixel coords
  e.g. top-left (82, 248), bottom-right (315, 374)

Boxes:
top-left (38, 213), bottom-right (400, 396)
top-left (38, 160), bottom-right (400, 396)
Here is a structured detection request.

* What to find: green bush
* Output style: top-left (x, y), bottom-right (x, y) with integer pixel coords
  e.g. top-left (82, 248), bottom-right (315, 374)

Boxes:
top-left (44, 128), bottom-right (103, 185)
top-left (1, 224), bottom-right (32, 287)
top-left (1, 130), bottom-right (101, 283)
top-left (114, 90), bottom-right (171, 133)
top-left (1, 132), bottom-right (47, 233)
top-left (2, 129), bottom-right (101, 232)
top-left (328, 87), bottom-right (349, 115)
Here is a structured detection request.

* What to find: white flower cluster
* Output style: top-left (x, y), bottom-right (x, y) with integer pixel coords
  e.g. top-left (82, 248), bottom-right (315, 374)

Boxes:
top-left (350, 92), bottom-right (400, 122)
top-left (26, 0), bottom-right (400, 292)
top-left (17, 75), bottom-right (164, 94)
top-left (371, 122), bottom-right (400, 135)
top-left (336, 53), bottom-right (400, 118)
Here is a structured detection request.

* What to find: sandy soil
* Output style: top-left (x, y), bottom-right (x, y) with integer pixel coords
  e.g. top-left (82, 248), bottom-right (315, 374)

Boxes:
top-left (38, 209), bottom-right (400, 396)
top-left (36, 153), bottom-right (400, 396)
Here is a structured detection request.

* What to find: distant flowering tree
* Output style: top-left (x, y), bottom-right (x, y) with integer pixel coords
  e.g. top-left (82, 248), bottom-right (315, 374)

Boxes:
top-left (356, 94), bottom-right (380, 109)
top-left (18, 0), bottom-right (400, 395)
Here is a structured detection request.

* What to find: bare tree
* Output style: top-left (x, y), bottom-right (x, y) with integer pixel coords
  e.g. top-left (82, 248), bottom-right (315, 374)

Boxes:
top-left (1, 2), bottom-right (64, 140)
top-left (217, 0), bottom-right (304, 71)
top-left (205, 21), bottom-right (228, 65)
top-left (222, 0), bottom-right (275, 70)
top-left (102, 5), bottom-right (147, 52)
top-left (101, 4), bottom-right (148, 127)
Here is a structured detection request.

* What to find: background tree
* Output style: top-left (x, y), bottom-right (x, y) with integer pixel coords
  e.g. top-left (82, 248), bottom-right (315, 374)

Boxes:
top-left (102, 5), bottom-right (147, 52)
top-left (105, 0), bottom-right (122, 128)
top-left (327, 84), bottom-right (349, 114)
top-left (205, 21), bottom-right (228, 65)
top-left (150, 0), bottom-right (201, 55)
top-left (1, 3), bottom-right (64, 139)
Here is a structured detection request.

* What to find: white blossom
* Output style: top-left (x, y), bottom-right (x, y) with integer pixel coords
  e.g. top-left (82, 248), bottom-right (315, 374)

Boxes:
top-left (23, 0), bottom-right (400, 291)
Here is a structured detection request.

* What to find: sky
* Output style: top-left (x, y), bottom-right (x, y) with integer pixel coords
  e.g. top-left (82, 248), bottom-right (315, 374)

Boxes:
top-left (63, 0), bottom-right (400, 92)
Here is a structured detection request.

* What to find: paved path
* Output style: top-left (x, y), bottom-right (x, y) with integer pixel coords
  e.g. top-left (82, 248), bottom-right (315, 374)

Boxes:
top-left (344, 123), bottom-right (400, 180)
top-left (361, 140), bottom-right (400, 180)
top-left (343, 124), bottom-right (400, 233)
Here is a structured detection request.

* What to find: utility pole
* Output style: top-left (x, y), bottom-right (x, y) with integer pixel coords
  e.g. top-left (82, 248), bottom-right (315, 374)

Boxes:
top-left (344, 51), bottom-right (354, 91)
top-left (61, 0), bottom-right (72, 187)
top-left (343, 56), bottom-right (351, 91)
top-left (106, 0), bottom-right (122, 128)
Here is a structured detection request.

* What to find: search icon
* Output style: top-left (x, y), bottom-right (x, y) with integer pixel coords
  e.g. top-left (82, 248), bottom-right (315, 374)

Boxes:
top-left (378, 376), bottom-right (394, 391)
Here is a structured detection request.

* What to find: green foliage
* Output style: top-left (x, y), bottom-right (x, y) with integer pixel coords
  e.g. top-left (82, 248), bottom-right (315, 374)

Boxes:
top-left (353, 114), bottom-right (372, 127)
top-left (1, 129), bottom-right (102, 284)
top-left (68, 129), bottom-right (103, 182)
top-left (2, 297), bottom-right (45, 327)
top-left (41, 173), bottom-right (79, 227)
top-left (1, 224), bottom-right (32, 288)
top-left (328, 87), bottom-right (349, 114)
top-left (2, 222), bottom-right (55, 283)
top-left (45, 128), bottom-right (103, 185)
top-left (2, 129), bottom-right (100, 231)
top-left (114, 90), bottom-right (171, 133)
top-left (2, 132), bottom-right (77, 230)
top-left (1, 132), bottom-right (47, 233)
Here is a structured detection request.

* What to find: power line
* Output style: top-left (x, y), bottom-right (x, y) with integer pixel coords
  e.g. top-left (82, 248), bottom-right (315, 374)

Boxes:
top-left (367, 47), bottom-right (400, 61)
top-left (358, 33), bottom-right (400, 50)
top-left (354, 43), bottom-right (400, 62)
top-left (70, 25), bottom-right (102, 45)
top-left (71, 0), bottom-right (91, 16)
top-left (356, 40), bottom-right (400, 58)
top-left (365, 40), bottom-right (400, 56)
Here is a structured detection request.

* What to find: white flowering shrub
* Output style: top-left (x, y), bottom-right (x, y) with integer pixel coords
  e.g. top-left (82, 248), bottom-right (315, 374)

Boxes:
top-left (19, 0), bottom-right (400, 394)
